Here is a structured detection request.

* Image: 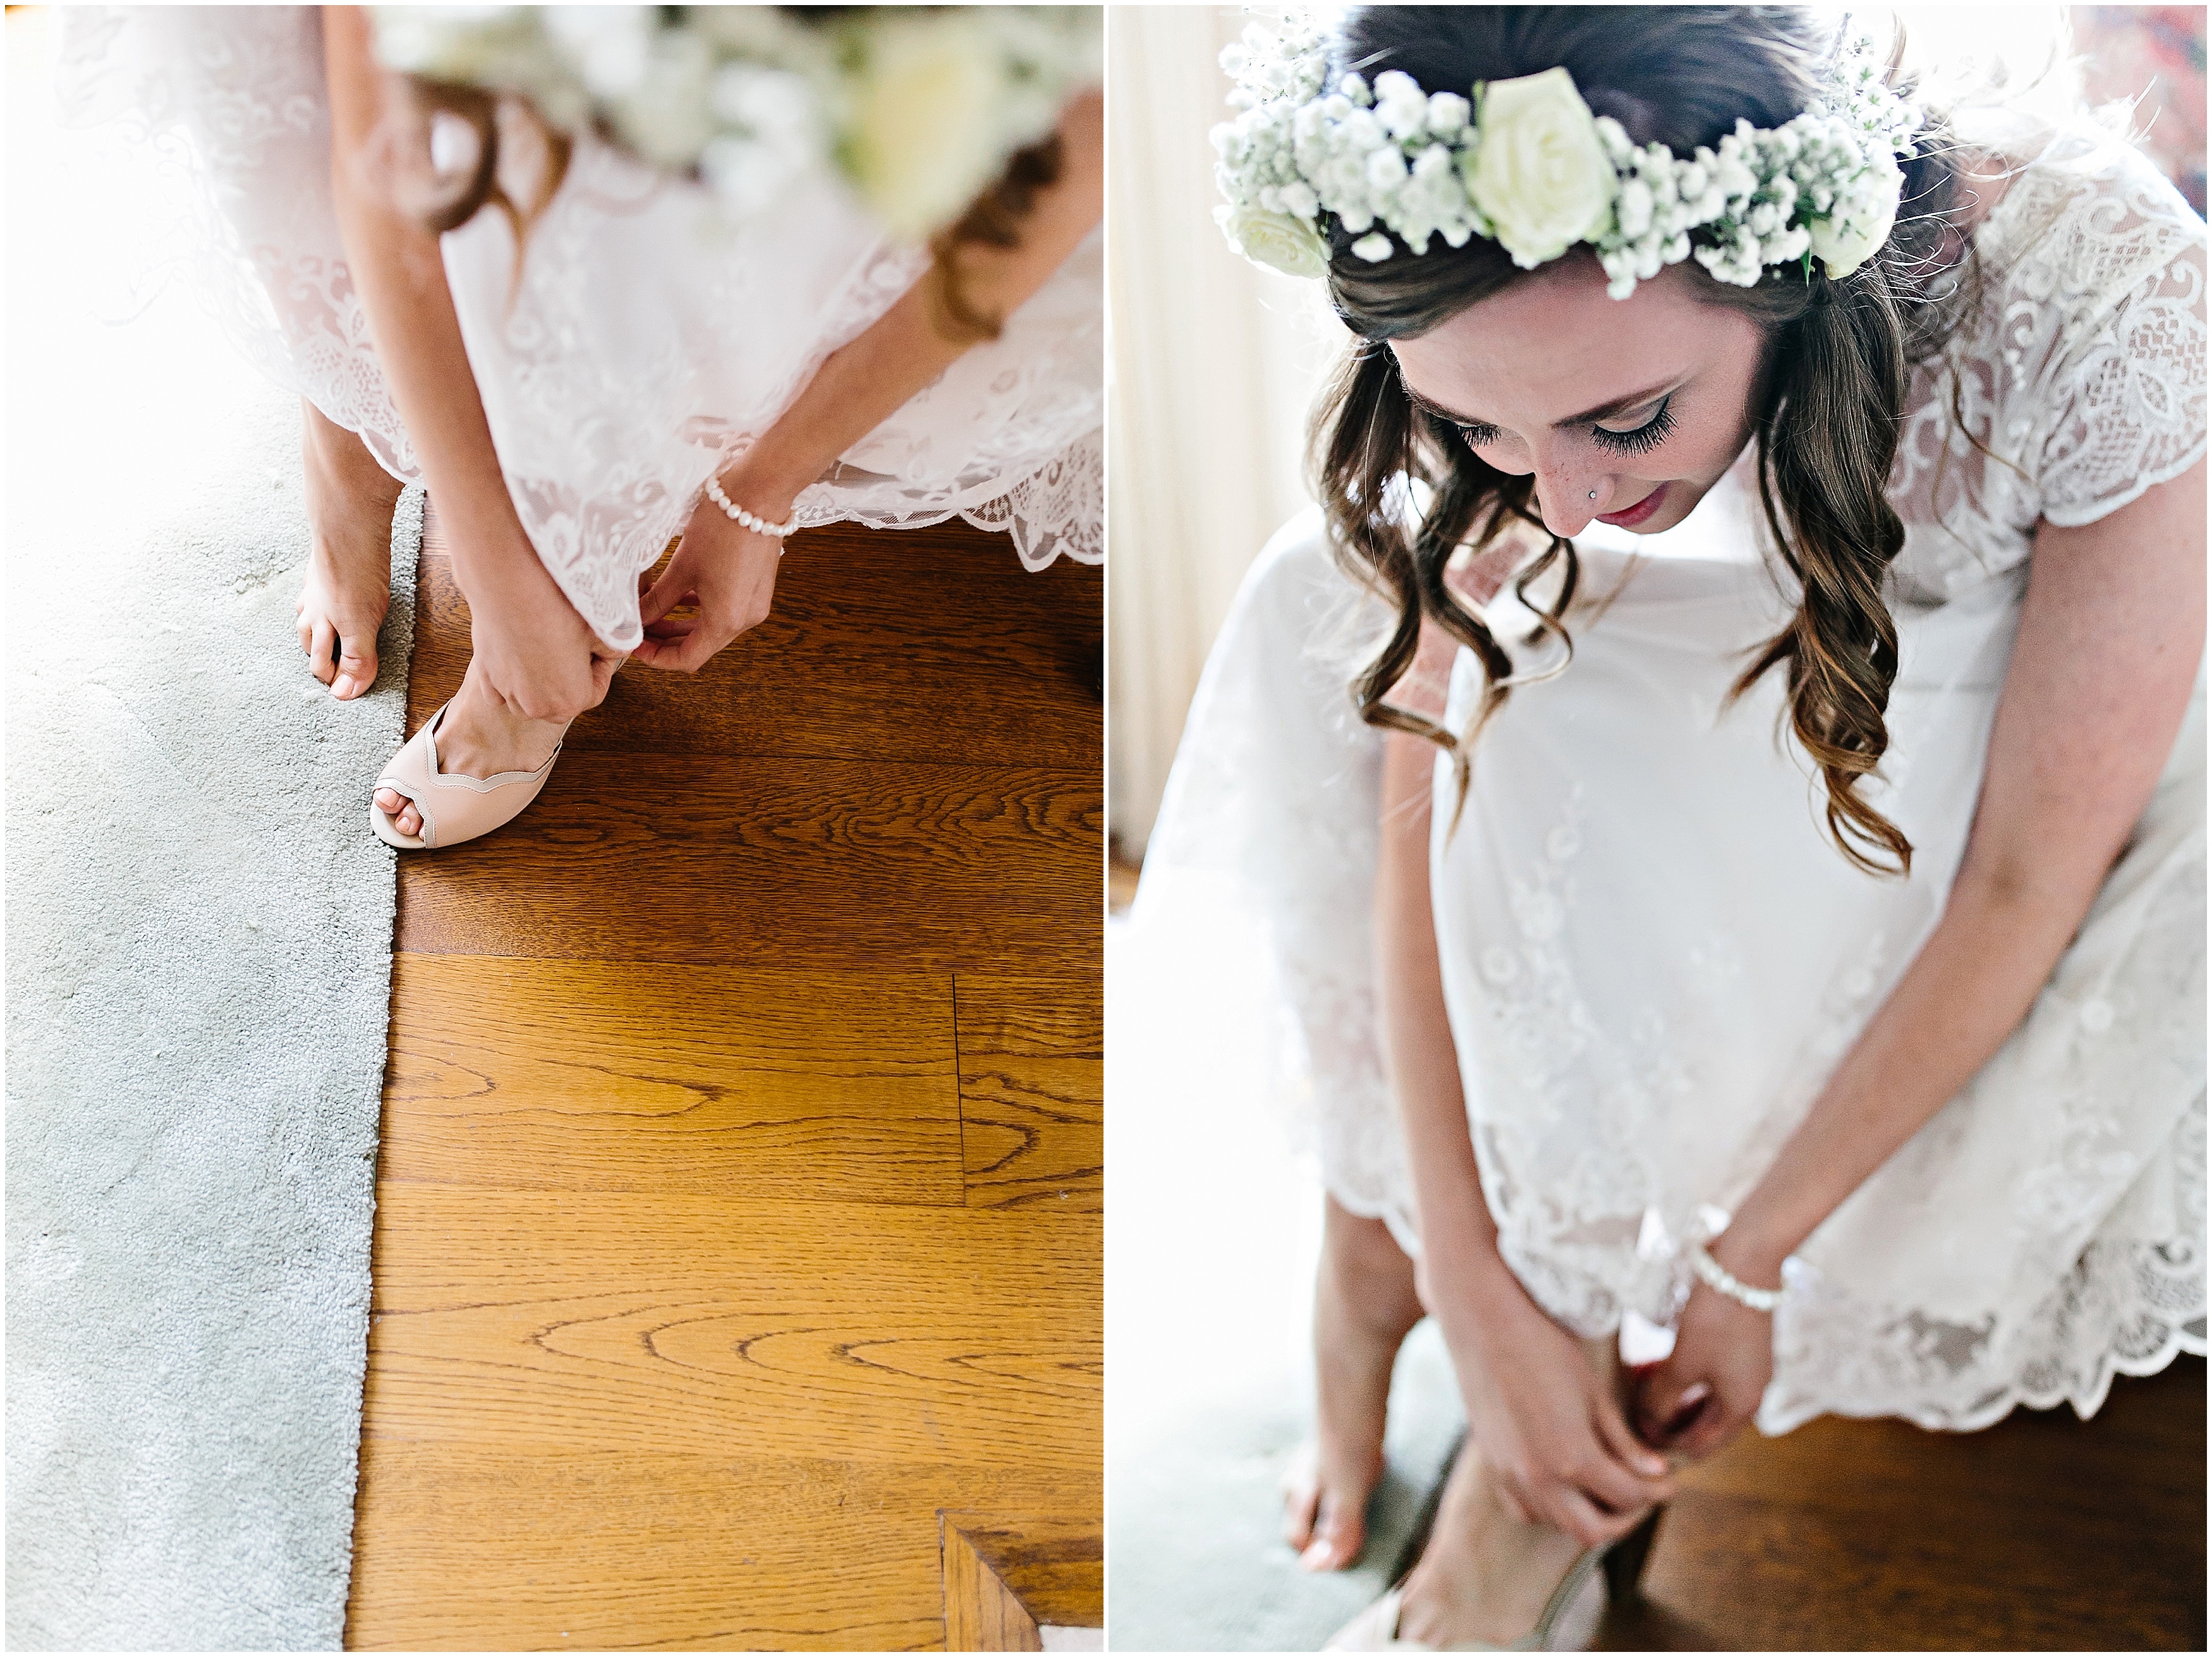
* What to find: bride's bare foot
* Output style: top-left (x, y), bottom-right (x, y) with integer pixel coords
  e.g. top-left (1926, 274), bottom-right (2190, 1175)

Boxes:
top-left (298, 399), bottom-right (403, 700)
top-left (373, 658), bottom-right (567, 840)
top-left (1287, 1201), bottom-right (1426, 1572)
top-left (1393, 1446), bottom-right (1608, 1648)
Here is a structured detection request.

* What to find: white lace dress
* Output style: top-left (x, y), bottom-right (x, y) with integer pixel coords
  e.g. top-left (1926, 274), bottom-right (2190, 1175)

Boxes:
top-left (1139, 123), bottom-right (2206, 1433)
top-left (52, 6), bottom-right (1102, 653)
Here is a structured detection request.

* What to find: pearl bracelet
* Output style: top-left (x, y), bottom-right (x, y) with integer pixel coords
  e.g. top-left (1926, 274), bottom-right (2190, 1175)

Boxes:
top-left (703, 473), bottom-right (798, 538)
top-left (1687, 1239), bottom-right (1784, 1313)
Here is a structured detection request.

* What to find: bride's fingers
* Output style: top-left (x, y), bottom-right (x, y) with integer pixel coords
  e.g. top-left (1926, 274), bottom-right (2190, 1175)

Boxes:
top-left (1670, 1384), bottom-right (1737, 1461)
top-left (636, 624), bottom-right (719, 673)
top-left (1631, 1356), bottom-right (1694, 1443)
top-left (636, 560), bottom-right (696, 629)
top-left (633, 626), bottom-right (711, 672)
top-left (1550, 1486), bottom-right (1631, 1551)
top-left (1574, 1436), bottom-right (1668, 1520)
top-left (1593, 1393), bottom-right (1673, 1482)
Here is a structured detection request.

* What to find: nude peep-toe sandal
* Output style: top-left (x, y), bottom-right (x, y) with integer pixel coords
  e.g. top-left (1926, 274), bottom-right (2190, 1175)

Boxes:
top-left (368, 703), bottom-right (567, 850)
top-left (1322, 1506), bottom-right (1663, 1653)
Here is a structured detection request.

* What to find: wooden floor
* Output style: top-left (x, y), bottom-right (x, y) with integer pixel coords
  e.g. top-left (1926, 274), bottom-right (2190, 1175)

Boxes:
top-left (344, 512), bottom-right (1102, 1651)
top-left (1587, 1357), bottom-right (2206, 1651)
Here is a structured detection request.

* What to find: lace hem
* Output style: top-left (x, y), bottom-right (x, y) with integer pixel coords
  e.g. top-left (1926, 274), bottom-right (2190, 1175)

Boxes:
top-left (801, 427), bottom-right (1103, 569)
top-left (1763, 1088), bottom-right (2208, 1433)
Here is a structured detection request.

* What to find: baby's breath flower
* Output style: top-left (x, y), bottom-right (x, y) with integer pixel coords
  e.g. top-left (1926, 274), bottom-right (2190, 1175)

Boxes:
top-left (1212, 21), bottom-right (1918, 298)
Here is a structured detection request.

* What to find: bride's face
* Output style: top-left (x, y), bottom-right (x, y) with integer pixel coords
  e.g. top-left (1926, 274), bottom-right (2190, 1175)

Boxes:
top-left (1389, 257), bottom-right (1769, 540)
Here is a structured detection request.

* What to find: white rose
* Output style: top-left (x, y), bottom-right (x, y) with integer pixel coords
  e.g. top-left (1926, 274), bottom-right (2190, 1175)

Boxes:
top-left (1462, 67), bottom-right (1618, 269)
top-left (1808, 152), bottom-right (1902, 277)
top-left (1220, 203), bottom-right (1329, 277)
top-left (843, 14), bottom-right (1009, 241)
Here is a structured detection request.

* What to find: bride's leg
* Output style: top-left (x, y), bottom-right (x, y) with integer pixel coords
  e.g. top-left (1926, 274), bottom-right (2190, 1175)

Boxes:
top-left (1287, 1195), bottom-right (1425, 1570)
top-left (1394, 1336), bottom-right (1647, 1647)
top-left (297, 399), bottom-right (403, 700)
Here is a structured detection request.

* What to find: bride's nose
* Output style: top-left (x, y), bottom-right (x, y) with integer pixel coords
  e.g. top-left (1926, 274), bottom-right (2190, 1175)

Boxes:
top-left (1534, 460), bottom-right (1611, 538)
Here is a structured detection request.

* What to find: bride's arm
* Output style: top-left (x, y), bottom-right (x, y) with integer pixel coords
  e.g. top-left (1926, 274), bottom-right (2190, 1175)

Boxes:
top-left (323, 8), bottom-right (614, 717)
top-left (1643, 456), bottom-right (2207, 1457)
top-left (631, 90), bottom-right (1103, 672)
top-left (1377, 641), bottom-right (1674, 1548)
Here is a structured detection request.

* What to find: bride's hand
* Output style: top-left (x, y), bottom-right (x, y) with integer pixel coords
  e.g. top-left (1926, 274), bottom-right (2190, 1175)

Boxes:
top-left (1426, 1252), bottom-right (1677, 1548)
top-left (466, 543), bottom-right (621, 722)
top-left (1631, 1273), bottom-right (1775, 1461)
top-left (632, 487), bottom-right (786, 673)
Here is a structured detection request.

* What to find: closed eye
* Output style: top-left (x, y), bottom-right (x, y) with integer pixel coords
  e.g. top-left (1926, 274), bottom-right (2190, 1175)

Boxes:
top-left (1591, 396), bottom-right (1675, 455)
top-left (1450, 395), bottom-right (1676, 457)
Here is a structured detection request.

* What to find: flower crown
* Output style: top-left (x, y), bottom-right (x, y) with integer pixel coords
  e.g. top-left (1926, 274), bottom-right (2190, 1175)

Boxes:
top-left (1211, 18), bottom-right (1921, 298)
top-left (372, 6), bottom-right (1102, 241)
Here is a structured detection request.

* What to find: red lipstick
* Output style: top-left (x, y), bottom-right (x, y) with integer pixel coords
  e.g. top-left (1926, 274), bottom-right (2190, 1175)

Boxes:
top-left (1596, 482), bottom-right (1667, 528)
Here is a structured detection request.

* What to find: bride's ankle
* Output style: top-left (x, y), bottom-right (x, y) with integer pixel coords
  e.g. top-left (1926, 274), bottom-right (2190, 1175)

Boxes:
top-left (432, 670), bottom-right (566, 780)
top-left (302, 407), bottom-right (401, 530)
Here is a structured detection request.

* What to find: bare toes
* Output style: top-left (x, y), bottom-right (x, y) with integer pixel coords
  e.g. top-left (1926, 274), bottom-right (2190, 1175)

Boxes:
top-left (308, 621), bottom-right (337, 685)
top-left (1284, 1481), bottom-right (1321, 1553)
top-left (1301, 1495), bottom-right (1366, 1572)
top-left (331, 645), bottom-right (377, 700)
top-left (374, 789), bottom-right (421, 837)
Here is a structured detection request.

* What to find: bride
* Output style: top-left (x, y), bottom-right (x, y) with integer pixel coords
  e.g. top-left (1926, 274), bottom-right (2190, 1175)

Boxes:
top-left (56, 5), bottom-right (1102, 849)
top-left (1148, 5), bottom-right (2204, 1648)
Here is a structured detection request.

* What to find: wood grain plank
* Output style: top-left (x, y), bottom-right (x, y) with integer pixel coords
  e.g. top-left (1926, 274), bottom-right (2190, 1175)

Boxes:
top-left (956, 978), bottom-right (1102, 1211)
top-left (406, 515), bottom-right (1101, 770)
top-left (360, 506), bottom-right (1103, 1650)
top-left (380, 954), bottom-right (964, 1205)
top-left (942, 1522), bottom-right (1040, 1653)
top-left (344, 1446), bottom-right (1093, 1652)
top-left (391, 753), bottom-right (1100, 972)
top-left (942, 1514), bottom-right (1102, 1636)
top-left (1591, 1360), bottom-right (2207, 1651)
top-left (363, 1184), bottom-right (1101, 1471)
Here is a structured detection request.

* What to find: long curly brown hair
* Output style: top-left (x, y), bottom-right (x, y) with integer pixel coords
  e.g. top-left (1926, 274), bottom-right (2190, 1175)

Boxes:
top-left (1313, 6), bottom-right (1993, 876)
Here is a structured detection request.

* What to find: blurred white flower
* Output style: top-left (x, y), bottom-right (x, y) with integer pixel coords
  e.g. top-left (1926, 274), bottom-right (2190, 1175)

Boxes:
top-left (843, 12), bottom-right (1008, 241)
top-left (365, 6), bottom-right (1101, 241)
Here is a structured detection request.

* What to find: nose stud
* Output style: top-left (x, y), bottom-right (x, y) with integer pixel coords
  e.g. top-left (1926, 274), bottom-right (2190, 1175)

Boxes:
top-left (1588, 490), bottom-right (1598, 501)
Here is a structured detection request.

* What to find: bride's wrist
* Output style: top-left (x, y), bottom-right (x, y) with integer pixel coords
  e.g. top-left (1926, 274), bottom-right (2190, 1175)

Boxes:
top-left (441, 503), bottom-right (548, 607)
top-left (1426, 1226), bottom-right (1530, 1335)
top-left (1705, 1225), bottom-right (1789, 1295)
top-left (710, 454), bottom-right (808, 527)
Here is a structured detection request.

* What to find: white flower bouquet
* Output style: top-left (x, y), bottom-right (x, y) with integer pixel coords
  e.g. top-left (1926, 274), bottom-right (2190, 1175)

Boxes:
top-left (371, 5), bottom-right (1102, 240)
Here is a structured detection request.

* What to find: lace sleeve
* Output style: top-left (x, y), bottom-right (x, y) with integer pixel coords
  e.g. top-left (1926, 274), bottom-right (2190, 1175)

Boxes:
top-left (2031, 152), bottom-right (2209, 528)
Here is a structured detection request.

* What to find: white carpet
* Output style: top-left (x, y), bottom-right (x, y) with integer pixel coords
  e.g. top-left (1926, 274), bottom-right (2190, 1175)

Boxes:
top-left (6, 18), bottom-right (418, 1646)
top-left (1107, 914), bottom-right (1465, 1651)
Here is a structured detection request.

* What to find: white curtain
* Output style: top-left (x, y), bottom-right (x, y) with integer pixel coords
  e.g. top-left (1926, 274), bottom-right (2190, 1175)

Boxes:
top-left (1107, 4), bottom-right (1346, 859)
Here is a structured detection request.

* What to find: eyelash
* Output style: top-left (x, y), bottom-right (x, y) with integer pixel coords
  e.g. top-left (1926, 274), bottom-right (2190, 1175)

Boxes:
top-left (1455, 396), bottom-right (1677, 458)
